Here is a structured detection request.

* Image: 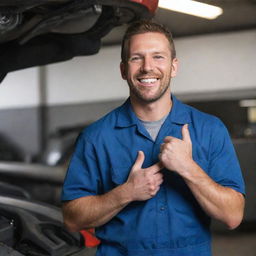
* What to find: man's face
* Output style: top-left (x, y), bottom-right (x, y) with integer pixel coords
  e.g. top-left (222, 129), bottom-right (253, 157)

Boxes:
top-left (120, 32), bottom-right (178, 104)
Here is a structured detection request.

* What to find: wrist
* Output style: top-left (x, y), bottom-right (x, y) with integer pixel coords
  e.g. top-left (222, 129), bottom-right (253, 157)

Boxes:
top-left (116, 182), bottom-right (134, 205)
top-left (177, 159), bottom-right (198, 178)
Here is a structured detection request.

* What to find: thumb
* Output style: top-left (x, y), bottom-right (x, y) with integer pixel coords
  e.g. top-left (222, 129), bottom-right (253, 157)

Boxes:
top-left (132, 151), bottom-right (145, 170)
top-left (182, 124), bottom-right (191, 144)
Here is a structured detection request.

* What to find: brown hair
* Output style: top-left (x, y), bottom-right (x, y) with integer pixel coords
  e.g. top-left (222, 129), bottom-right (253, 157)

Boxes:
top-left (121, 19), bottom-right (176, 63)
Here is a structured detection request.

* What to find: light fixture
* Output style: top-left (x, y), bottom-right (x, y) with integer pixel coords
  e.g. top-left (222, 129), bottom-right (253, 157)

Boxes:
top-left (158, 0), bottom-right (223, 20)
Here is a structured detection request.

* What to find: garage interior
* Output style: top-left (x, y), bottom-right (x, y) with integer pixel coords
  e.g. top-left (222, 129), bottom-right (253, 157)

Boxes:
top-left (0, 0), bottom-right (256, 255)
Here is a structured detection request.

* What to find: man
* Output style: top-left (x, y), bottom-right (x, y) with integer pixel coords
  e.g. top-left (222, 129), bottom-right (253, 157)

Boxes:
top-left (62, 20), bottom-right (245, 256)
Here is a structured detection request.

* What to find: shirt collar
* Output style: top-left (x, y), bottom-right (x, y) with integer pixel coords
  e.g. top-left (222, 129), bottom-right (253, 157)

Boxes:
top-left (169, 95), bottom-right (192, 125)
top-left (116, 98), bottom-right (138, 128)
top-left (115, 94), bottom-right (191, 128)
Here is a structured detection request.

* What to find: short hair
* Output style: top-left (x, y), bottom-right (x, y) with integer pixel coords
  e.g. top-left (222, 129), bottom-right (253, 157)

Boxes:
top-left (121, 19), bottom-right (176, 63)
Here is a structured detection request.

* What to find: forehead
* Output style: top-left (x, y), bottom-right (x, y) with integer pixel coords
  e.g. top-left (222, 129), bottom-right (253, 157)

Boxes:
top-left (129, 32), bottom-right (171, 54)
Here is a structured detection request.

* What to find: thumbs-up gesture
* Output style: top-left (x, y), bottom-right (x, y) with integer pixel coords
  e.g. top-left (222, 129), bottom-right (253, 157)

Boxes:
top-left (125, 151), bottom-right (163, 201)
top-left (159, 124), bottom-right (193, 175)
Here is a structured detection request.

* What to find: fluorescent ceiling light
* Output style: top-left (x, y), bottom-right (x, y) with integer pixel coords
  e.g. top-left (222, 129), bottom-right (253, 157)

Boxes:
top-left (158, 0), bottom-right (223, 20)
top-left (239, 99), bottom-right (256, 108)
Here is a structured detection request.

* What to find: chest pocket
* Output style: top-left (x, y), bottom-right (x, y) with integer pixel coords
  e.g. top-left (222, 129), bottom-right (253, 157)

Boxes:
top-left (111, 165), bottom-right (132, 185)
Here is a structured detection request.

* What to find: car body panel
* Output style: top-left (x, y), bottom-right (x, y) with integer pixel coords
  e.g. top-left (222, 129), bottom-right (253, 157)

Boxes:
top-left (0, 0), bottom-right (158, 82)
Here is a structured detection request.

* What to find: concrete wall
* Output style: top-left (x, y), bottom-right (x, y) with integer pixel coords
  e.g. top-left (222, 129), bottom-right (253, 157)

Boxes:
top-left (174, 29), bottom-right (256, 94)
top-left (1, 29), bottom-right (255, 109)
top-left (0, 67), bottom-right (40, 109)
top-left (45, 29), bottom-right (256, 106)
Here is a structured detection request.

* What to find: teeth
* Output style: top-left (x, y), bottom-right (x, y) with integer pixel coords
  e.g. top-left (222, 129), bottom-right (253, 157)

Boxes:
top-left (139, 78), bottom-right (157, 83)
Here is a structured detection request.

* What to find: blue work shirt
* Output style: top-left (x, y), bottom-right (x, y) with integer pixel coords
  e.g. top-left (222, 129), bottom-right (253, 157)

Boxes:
top-left (62, 95), bottom-right (245, 256)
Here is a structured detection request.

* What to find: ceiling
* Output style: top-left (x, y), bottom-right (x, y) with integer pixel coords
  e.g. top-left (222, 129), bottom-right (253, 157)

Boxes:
top-left (102, 0), bottom-right (256, 44)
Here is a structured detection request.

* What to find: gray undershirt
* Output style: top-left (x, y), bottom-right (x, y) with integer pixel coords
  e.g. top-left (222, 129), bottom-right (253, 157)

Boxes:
top-left (140, 115), bottom-right (168, 141)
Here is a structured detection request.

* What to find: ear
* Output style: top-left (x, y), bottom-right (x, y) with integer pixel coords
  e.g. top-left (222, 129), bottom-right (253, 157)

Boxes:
top-left (171, 58), bottom-right (178, 78)
top-left (120, 62), bottom-right (127, 80)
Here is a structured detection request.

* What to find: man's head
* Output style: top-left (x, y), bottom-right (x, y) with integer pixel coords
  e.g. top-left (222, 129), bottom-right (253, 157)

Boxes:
top-left (121, 20), bottom-right (176, 64)
top-left (120, 20), bottom-right (178, 104)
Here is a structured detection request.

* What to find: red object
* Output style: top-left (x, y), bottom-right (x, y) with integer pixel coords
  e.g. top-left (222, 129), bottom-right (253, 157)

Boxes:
top-left (130, 0), bottom-right (159, 14)
top-left (80, 229), bottom-right (101, 247)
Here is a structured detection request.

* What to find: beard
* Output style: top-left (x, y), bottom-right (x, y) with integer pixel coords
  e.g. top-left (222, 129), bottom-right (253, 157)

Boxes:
top-left (128, 81), bottom-right (170, 103)
top-left (127, 71), bottom-right (172, 104)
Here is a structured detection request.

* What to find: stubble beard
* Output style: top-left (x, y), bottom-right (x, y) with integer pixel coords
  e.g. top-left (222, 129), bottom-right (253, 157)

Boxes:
top-left (128, 74), bottom-right (172, 104)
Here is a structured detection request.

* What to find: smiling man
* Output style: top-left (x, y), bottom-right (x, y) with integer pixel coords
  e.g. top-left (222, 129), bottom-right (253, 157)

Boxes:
top-left (121, 31), bottom-right (176, 105)
top-left (61, 20), bottom-right (245, 256)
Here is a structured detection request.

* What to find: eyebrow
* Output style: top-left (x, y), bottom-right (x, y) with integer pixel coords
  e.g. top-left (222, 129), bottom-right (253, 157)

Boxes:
top-left (130, 51), bottom-right (168, 56)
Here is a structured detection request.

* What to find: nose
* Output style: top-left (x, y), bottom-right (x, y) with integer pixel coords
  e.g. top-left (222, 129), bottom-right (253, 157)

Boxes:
top-left (141, 56), bottom-right (153, 73)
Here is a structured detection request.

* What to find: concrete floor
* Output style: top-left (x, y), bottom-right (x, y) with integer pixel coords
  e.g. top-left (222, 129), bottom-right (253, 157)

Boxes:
top-left (212, 231), bottom-right (256, 256)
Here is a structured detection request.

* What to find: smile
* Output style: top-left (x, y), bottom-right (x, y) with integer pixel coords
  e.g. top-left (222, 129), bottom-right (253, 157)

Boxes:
top-left (138, 77), bottom-right (159, 85)
top-left (137, 78), bottom-right (159, 84)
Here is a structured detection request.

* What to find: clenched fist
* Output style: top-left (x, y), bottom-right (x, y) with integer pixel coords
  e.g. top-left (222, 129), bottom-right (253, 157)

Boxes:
top-left (159, 124), bottom-right (193, 175)
top-left (125, 151), bottom-right (163, 201)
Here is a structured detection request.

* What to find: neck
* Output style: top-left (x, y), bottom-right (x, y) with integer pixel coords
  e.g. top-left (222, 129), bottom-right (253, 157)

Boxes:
top-left (130, 91), bottom-right (172, 122)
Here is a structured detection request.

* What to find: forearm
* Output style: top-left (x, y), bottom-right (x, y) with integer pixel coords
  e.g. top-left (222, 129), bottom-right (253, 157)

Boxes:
top-left (62, 183), bottom-right (132, 232)
top-left (160, 127), bottom-right (244, 229)
top-left (63, 152), bottom-right (164, 232)
top-left (181, 161), bottom-right (245, 229)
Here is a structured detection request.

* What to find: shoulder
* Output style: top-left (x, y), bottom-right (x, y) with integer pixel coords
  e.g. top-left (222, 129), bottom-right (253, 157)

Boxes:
top-left (181, 101), bottom-right (225, 130)
top-left (174, 98), bottom-right (228, 141)
top-left (179, 102), bottom-right (232, 157)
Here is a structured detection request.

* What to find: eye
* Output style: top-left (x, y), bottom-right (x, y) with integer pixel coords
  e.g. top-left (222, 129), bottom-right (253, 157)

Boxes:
top-left (130, 56), bottom-right (142, 62)
top-left (154, 55), bottom-right (164, 59)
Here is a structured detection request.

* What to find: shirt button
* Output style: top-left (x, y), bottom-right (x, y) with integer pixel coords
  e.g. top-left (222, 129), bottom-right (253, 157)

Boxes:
top-left (160, 206), bottom-right (165, 211)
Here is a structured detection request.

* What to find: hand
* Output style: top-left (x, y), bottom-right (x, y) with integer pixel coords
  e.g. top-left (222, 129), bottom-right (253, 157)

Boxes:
top-left (125, 151), bottom-right (163, 201)
top-left (159, 124), bottom-right (193, 175)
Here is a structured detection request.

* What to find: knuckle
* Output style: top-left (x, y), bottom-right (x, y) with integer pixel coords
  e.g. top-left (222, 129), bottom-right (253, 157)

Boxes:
top-left (166, 141), bottom-right (173, 148)
top-left (149, 184), bottom-right (155, 191)
top-left (156, 173), bottom-right (163, 179)
top-left (161, 153), bottom-right (167, 161)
